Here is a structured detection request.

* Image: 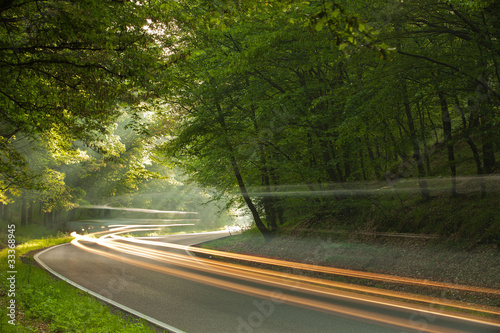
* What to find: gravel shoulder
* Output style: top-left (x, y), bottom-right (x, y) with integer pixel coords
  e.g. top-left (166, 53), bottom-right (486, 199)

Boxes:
top-left (201, 232), bottom-right (500, 311)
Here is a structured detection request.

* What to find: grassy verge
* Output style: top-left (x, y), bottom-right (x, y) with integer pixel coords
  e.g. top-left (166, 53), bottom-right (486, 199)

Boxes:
top-left (0, 225), bottom-right (155, 333)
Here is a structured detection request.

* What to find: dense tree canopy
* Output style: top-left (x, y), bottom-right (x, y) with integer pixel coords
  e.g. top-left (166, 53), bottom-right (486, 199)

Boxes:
top-left (155, 0), bottom-right (499, 237)
top-left (0, 0), bottom-right (498, 239)
top-left (0, 0), bottom-right (163, 195)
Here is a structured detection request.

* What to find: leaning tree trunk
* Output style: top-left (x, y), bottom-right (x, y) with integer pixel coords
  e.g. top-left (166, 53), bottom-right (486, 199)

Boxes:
top-left (216, 103), bottom-right (273, 240)
top-left (229, 153), bottom-right (273, 239)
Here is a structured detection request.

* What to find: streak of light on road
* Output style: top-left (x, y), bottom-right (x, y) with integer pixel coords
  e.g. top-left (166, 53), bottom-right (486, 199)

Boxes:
top-left (72, 232), bottom-right (500, 316)
top-left (107, 233), bottom-right (500, 296)
top-left (112, 241), bottom-right (500, 315)
top-left (72, 237), bottom-right (449, 332)
top-left (69, 227), bottom-right (500, 332)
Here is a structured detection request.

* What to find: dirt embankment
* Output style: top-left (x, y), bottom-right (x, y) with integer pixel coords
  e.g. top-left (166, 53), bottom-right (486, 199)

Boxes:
top-left (201, 231), bottom-right (500, 309)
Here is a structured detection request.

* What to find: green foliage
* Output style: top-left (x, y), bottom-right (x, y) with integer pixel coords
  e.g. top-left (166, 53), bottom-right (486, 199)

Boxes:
top-left (18, 276), bottom-right (150, 332)
top-left (0, 0), bottom-right (164, 197)
top-left (39, 169), bottom-right (78, 213)
top-left (0, 136), bottom-right (36, 202)
top-left (1, 0), bottom-right (498, 238)
top-left (153, 0), bottom-right (499, 238)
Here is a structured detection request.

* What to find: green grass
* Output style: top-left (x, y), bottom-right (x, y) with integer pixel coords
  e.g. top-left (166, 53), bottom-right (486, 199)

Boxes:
top-left (0, 225), bottom-right (155, 333)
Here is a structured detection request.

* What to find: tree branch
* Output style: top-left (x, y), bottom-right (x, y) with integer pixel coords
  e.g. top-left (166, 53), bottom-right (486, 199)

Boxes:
top-left (397, 50), bottom-right (500, 100)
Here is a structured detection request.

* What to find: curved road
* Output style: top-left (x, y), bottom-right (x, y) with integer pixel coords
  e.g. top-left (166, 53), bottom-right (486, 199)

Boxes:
top-left (35, 230), bottom-right (500, 333)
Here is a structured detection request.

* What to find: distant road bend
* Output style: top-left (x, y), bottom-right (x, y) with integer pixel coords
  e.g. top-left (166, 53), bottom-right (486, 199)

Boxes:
top-left (35, 226), bottom-right (500, 333)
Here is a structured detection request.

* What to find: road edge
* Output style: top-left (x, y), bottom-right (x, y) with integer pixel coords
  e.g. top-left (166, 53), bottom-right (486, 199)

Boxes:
top-left (34, 243), bottom-right (186, 333)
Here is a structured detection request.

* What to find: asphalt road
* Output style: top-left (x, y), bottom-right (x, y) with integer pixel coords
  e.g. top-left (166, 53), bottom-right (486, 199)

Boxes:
top-left (35, 230), bottom-right (500, 333)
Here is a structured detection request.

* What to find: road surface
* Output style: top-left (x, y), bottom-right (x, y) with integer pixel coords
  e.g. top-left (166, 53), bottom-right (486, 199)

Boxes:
top-left (35, 229), bottom-right (500, 333)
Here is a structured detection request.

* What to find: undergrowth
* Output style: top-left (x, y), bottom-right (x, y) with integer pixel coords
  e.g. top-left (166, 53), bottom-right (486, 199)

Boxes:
top-left (282, 191), bottom-right (500, 247)
top-left (0, 228), bottom-right (155, 333)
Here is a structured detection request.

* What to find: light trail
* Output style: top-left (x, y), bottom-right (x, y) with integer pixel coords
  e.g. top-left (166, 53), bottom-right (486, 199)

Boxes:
top-left (108, 222), bottom-right (198, 228)
top-left (78, 205), bottom-right (199, 214)
top-left (71, 238), bottom-right (450, 332)
top-left (70, 229), bottom-right (500, 322)
top-left (244, 175), bottom-right (500, 197)
top-left (107, 224), bottom-right (195, 233)
top-left (106, 233), bottom-right (500, 296)
top-left (101, 236), bottom-right (500, 316)
top-left (96, 224), bottom-right (195, 240)
top-left (70, 234), bottom-right (500, 333)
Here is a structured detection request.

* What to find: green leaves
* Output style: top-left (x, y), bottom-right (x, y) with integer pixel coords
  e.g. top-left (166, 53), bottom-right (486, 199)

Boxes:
top-left (152, 0), bottom-right (500, 235)
top-left (39, 169), bottom-right (77, 213)
top-left (0, 0), bottom-right (165, 194)
top-left (1, 0), bottom-right (498, 231)
top-left (0, 136), bottom-right (40, 201)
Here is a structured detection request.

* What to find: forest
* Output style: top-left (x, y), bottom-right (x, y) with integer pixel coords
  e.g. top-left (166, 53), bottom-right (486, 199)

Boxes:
top-left (1, 0), bottom-right (499, 242)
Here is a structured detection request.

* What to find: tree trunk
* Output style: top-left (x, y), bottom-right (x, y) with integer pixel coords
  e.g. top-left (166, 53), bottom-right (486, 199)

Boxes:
top-left (383, 119), bottom-right (409, 165)
top-left (316, 128), bottom-right (339, 183)
top-left (322, 140), bottom-right (339, 182)
top-left (53, 210), bottom-right (59, 228)
top-left (270, 162), bottom-right (285, 226)
top-left (365, 136), bottom-right (382, 179)
top-left (21, 196), bottom-right (27, 226)
top-left (230, 152), bottom-right (273, 238)
top-left (248, 105), bottom-right (278, 232)
top-left (216, 104), bottom-right (273, 239)
top-left (27, 200), bottom-right (33, 224)
top-left (402, 81), bottom-right (430, 201)
top-left (44, 211), bottom-right (49, 227)
top-left (480, 103), bottom-right (496, 175)
top-left (1, 204), bottom-right (7, 222)
top-left (426, 107), bottom-right (440, 145)
top-left (359, 149), bottom-right (367, 181)
top-left (260, 144), bottom-right (278, 231)
top-left (439, 92), bottom-right (457, 197)
top-left (343, 148), bottom-right (352, 180)
top-left (482, 140), bottom-right (496, 174)
top-left (68, 209), bottom-right (76, 222)
top-left (331, 142), bottom-right (344, 182)
top-left (456, 97), bottom-right (485, 196)
top-left (417, 101), bottom-right (431, 175)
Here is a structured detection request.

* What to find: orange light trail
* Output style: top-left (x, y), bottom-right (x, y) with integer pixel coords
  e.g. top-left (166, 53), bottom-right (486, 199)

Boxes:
top-left (71, 236), bottom-right (495, 333)
top-left (69, 229), bottom-right (500, 328)
top-left (94, 235), bottom-right (500, 317)
top-left (108, 233), bottom-right (500, 296)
